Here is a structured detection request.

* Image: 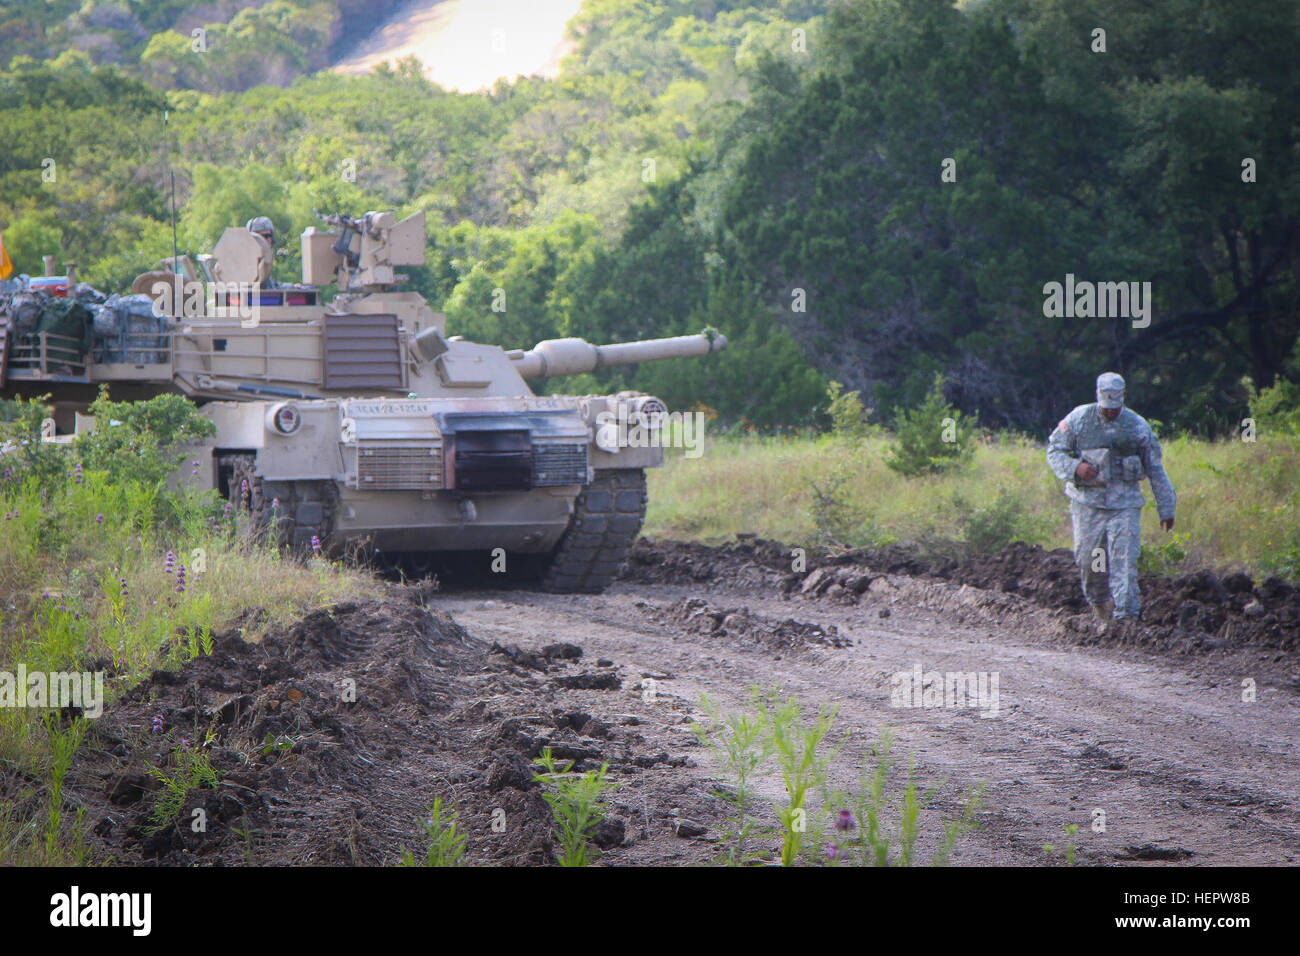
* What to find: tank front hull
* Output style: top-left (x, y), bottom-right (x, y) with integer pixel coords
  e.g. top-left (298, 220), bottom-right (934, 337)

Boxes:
top-left (331, 486), bottom-right (578, 553)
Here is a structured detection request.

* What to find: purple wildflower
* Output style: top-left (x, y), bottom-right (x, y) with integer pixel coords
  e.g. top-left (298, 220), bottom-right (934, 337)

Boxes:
top-left (825, 843), bottom-right (850, 862)
top-left (119, 577), bottom-right (129, 598)
top-left (151, 715), bottom-right (163, 734)
top-left (164, 550), bottom-right (175, 573)
top-left (835, 809), bottom-right (856, 833)
top-left (95, 513), bottom-right (104, 525)
top-left (311, 534), bottom-right (321, 554)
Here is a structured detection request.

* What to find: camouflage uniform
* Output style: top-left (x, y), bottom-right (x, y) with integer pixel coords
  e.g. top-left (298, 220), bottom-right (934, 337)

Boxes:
top-left (1046, 396), bottom-right (1176, 620)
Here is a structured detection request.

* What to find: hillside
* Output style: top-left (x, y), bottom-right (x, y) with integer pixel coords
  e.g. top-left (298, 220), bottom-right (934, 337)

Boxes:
top-left (0, 1), bottom-right (410, 87)
top-left (333, 0), bottom-right (584, 91)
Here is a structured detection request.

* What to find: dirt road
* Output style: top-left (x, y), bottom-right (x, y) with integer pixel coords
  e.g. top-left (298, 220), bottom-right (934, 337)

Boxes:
top-left (440, 569), bottom-right (1300, 866)
top-left (71, 540), bottom-right (1299, 866)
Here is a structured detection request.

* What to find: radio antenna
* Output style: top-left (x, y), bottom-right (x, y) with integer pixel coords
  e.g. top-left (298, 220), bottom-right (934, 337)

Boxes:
top-left (165, 106), bottom-right (179, 274)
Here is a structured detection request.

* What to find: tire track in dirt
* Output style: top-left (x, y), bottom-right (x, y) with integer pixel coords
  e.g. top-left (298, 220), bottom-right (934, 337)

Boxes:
top-left (439, 577), bottom-right (1300, 866)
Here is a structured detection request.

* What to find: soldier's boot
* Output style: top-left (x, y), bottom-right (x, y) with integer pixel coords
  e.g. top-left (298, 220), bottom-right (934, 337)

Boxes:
top-left (1090, 599), bottom-right (1113, 636)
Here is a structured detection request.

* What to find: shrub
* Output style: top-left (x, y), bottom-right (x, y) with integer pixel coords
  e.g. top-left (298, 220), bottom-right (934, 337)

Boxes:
top-left (808, 463), bottom-right (871, 549)
top-left (1138, 531), bottom-right (1190, 577)
top-left (954, 489), bottom-right (1052, 554)
top-left (825, 381), bottom-right (872, 441)
top-left (755, 691), bottom-right (839, 867)
top-left (533, 747), bottom-right (618, 867)
top-left (144, 743), bottom-right (220, 835)
top-left (884, 373), bottom-right (975, 477)
top-left (398, 798), bottom-right (467, 867)
top-left (0, 394), bottom-right (67, 487)
top-left (1248, 377), bottom-right (1300, 437)
top-left (692, 693), bottom-right (774, 866)
top-left (1260, 540), bottom-right (1300, 582)
top-left (78, 388), bottom-right (216, 487)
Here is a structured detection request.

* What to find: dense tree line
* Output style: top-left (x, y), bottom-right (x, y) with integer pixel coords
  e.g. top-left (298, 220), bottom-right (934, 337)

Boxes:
top-left (635, 0), bottom-right (1298, 433)
top-left (0, 1), bottom-right (411, 90)
top-left (1, 0), bottom-right (1295, 434)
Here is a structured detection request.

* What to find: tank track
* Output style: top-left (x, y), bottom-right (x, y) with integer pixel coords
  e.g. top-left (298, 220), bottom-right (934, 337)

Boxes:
top-left (225, 455), bottom-right (335, 556)
top-left (542, 468), bottom-right (647, 594)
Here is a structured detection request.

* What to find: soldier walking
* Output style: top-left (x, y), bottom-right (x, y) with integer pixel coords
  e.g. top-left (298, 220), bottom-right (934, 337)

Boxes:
top-left (1046, 372), bottom-right (1176, 632)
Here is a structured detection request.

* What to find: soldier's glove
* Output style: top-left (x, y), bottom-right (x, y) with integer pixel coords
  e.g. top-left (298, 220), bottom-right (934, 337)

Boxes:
top-left (1076, 448), bottom-right (1110, 486)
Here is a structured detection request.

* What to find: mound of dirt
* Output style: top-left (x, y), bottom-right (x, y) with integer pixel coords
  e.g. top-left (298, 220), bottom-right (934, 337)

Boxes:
top-left (625, 537), bottom-right (1299, 654)
top-left (645, 597), bottom-right (850, 650)
top-left (67, 591), bottom-right (722, 866)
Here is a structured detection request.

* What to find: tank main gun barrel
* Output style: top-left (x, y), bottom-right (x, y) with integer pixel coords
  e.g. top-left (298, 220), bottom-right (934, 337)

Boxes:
top-left (505, 331), bottom-right (727, 379)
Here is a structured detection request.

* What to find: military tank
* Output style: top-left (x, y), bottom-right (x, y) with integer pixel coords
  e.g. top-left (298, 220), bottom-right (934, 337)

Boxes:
top-left (0, 211), bottom-right (727, 592)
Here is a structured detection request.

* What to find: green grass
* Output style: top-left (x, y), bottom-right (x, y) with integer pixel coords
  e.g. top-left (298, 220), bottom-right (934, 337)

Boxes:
top-left (0, 403), bottom-right (372, 864)
top-left (143, 743), bottom-right (221, 836)
top-left (533, 747), bottom-right (619, 867)
top-left (693, 690), bottom-right (984, 866)
top-left (645, 431), bottom-right (1300, 581)
top-left (398, 798), bottom-right (468, 868)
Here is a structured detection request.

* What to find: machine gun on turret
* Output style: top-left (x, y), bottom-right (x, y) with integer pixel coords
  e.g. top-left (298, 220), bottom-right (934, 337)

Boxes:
top-left (305, 210), bottom-right (426, 292)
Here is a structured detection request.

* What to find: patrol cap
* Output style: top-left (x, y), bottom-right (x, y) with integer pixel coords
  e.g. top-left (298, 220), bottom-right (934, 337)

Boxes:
top-left (1096, 371), bottom-right (1125, 409)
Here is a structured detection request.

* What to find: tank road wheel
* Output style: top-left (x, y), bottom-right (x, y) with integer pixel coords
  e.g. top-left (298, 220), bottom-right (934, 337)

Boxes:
top-left (226, 455), bottom-right (285, 546)
top-left (543, 469), bottom-right (647, 594)
top-left (223, 455), bottom-right (334, 556)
